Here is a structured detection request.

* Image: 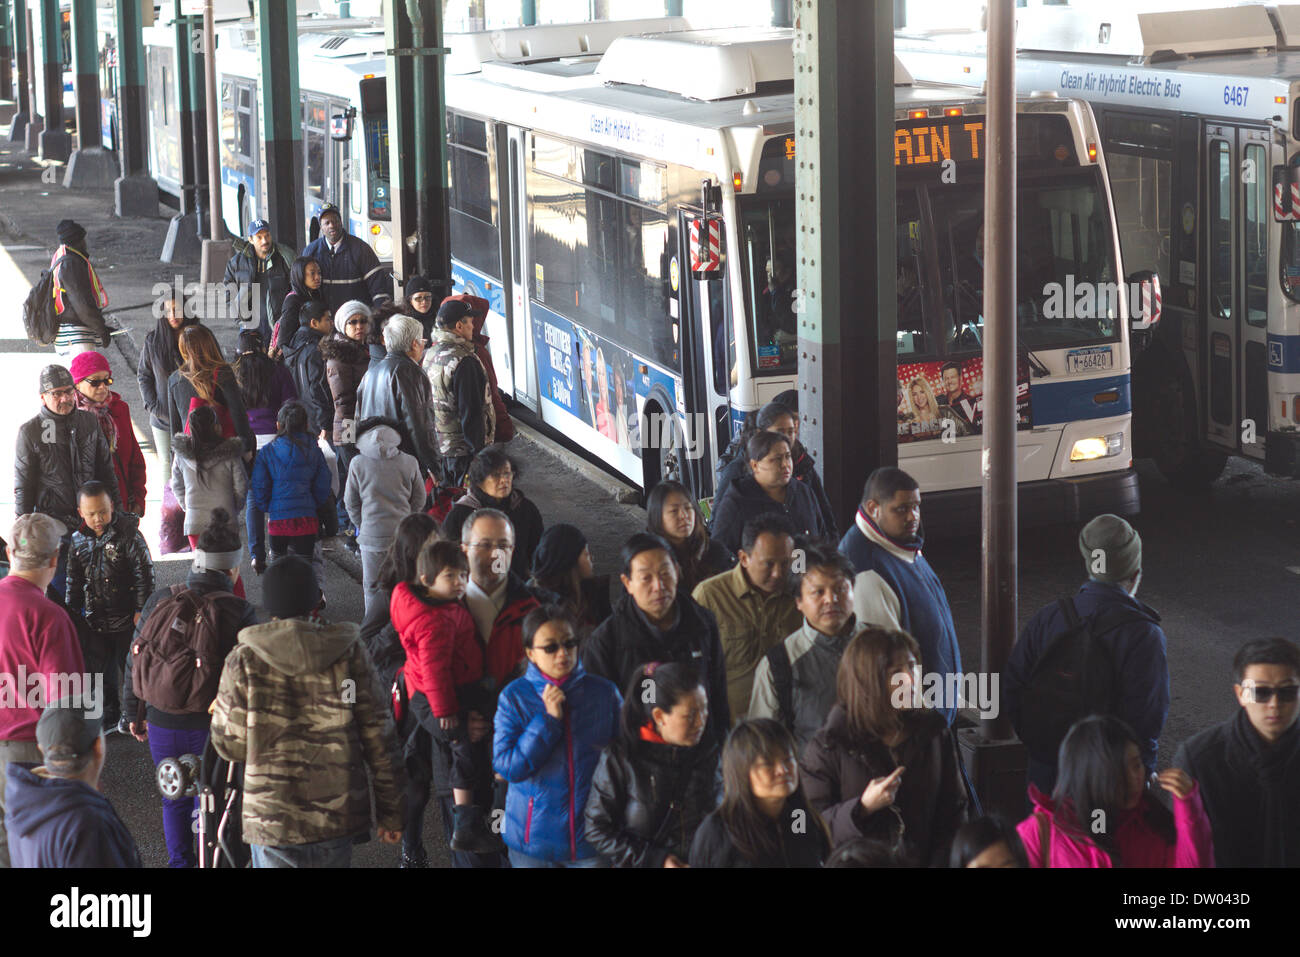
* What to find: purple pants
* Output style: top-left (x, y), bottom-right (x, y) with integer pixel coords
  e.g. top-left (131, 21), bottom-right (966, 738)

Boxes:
top-left (149, 725), bottom-right (210, 868)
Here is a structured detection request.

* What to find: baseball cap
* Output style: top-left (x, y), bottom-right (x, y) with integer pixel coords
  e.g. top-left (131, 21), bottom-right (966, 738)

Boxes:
top-left (318, 203), bottom-right (341, 220)
top-left (36, 698), bottom-right (103, 760)
top-left (39, 364), bottom-right (74, 394)
top-left (248, 218), bottom-right (271, 238)
top-left (435, 298), bottom-right (474, 328)
top-left (10, 513), bottom-right (67, 566)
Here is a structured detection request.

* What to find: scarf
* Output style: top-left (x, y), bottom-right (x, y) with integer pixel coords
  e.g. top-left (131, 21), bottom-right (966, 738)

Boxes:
top-left (52, 245), bottom-right (109, 315)
top-left (639, 721), bottom-right (667, 744)
top-left (1230, 708), bottom-right (1299, 865)
top-left (76, 390), bottom-right (118, 453)
top-left (857, 507), bottom-right (924, 553)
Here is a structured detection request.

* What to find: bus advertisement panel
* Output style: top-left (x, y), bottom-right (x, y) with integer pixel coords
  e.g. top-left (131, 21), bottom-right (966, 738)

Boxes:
top-left (896, 356), bottom-right (1033, 443)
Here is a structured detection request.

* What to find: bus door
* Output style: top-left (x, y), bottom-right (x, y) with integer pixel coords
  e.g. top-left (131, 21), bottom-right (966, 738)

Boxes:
top-left (504, 125), bottom-right (538, 411)
top-left (1204, 124), bottom-right (1270, 460)
top-left (677, 205), bottom-right (730, 497)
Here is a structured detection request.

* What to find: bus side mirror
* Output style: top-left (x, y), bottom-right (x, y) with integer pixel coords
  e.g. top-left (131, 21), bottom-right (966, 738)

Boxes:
top-left (1128, 270), bottom-right (1161, 332)
top-left (330, 110), bottom-right (355, 142)
top-left (1273, 165), bottom-right (1300, 222)
top-left (688, 216), bottom-right (722, 281)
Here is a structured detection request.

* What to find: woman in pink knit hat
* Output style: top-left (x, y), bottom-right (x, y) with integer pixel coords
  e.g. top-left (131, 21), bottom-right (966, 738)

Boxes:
top-left (72, 351), bottom-right (147, 516)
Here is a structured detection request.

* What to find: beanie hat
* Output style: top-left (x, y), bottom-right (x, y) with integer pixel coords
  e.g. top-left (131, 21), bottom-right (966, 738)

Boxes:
top-left (405, 275), bottom-right (433, 298)
top-left (1079, 513), bottom-right (1142, 584)
top-left (335, 300), bottom-right (373, 336)
top-left (530, 523), bottom-right (588, 583)
top-left (69, 351), bottom-right (111, 384)
top-left (38, 364), bottom-right (74, 394)
top-left (263, 555), bottom-right (322, 618)
top-left (56, 219), bottom-right (86, 246)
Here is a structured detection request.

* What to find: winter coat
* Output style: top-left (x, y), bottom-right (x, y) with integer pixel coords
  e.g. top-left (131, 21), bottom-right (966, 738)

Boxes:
top-left (249, 432), bottom-right (333, 523)
top-left (52, 244), bottom-right (110, 343)
top-left (167, 366), bottom-right (256, 455)
top-left (1004, 579), bottom-right (1168, 792)
top-left (242, 362), bottom-right (298, 436)
top-left (443, 485), bottom-right (545, 582)
top-left (222, 242), bottom-right (293, 336)
top-left (476, 573), bottom-right (544, 691)
top-left (389, 582), bottom-right (483, 717)
top-left (1175, 709), bottom-right (1300, 867)
top-left (583, 734), bottom-right (722, 867)
top-left (582, 593), bottom-right (731, 744)
top-left (5, 764), bottom-right (141, 868)
top-left (122, 567), bottom-right (257, 731)
top-left (343, 423), bottom-right (425, 549)
top-left (1017, 783), bottom-right (1214, 868)
top-left (302, 232), bottom-right (391, 313)
top-left (750, 618), bottom-right (859, 753)
top-left (209, 617), bottom-right (406, 847)
top-left (493, 660), bottom-right (622, 862)
top-left (672, 535), bottom-right (736, 597)
top-left (276, 288), bottom-right (325, 354)
top-left (15, 406), bottom-right (120, 529)
top-left (800, 705), bottom-right (967, 865)
top-left (170, 435), bottom-right (248, 536)
top-left (283, 325), bottom-right (333, 436)
top-left (92, 392), bottom-right (147, 515)
top-left (320, 334), bottom-right (371, 444)
top-left (688, 797), bottom-right (830, 868)
top-left (424, 328), bottom-right (494, 458)
top-left (137, 317), bottom-right (196, 430)
top-left (710, 474), bottom-right (829, 556)
top-left (442, 293), bottom-right (514, 441)
top-left (0, 576), bottom-right (84, 742)
top-left (66, 511), bottom-right (154, 633)
top-left (714, 443), bottom-right (836, 538)
top-left (355, 351), bottom-right (440, 476)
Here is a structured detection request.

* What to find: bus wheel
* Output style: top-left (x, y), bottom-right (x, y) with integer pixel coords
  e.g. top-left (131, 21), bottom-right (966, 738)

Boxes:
top-left (642, 407), bottom-right (685, 494)
top-left (1150, 372), bottom-right (1226, 489)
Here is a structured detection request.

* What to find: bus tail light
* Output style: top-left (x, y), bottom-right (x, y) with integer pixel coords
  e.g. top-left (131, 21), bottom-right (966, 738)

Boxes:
top-left (1070, 432), bottom-right (1124, 462)
top-left (732, 171), bottom-right (743, 190)
top-left (1087, 142), bottom-right (1098, 161)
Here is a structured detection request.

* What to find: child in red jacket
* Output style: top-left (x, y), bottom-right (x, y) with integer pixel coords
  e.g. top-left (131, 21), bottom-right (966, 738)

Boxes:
top-left (390, 538), bottom-right (504, 855)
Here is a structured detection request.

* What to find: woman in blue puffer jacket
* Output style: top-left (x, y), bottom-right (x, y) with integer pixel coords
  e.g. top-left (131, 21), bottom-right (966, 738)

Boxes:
top-left (493, 604), bottom-right (622, 867)
top-left (249, 400), bottom-right (333, 584)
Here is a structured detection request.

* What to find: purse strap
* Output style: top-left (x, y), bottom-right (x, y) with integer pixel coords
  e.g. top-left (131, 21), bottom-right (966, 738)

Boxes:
top-left (1036, 811), bottom-right (1052, 868)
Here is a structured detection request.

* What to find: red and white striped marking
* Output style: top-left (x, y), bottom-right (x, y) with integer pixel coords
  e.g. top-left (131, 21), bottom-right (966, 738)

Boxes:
top-left (690, 219), bottom-right (721, 274)
top-left (1275, 181), bottom-right (1300, 220)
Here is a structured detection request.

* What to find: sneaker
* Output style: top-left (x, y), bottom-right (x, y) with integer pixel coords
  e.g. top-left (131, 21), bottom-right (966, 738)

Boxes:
top-left (400, 849), bottom-right (429, 869)
top-left (450, 804), bottom-right (506, 855)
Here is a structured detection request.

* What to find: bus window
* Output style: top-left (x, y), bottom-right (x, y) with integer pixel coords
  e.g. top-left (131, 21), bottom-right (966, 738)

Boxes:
top-left (1244, 143), bottom-right (1267, 327)
top-left (897, 189), bottom-right (930, 357)
top-left (1208, 140), bottom-right (1232, 320)
top-left (236, 86), bottom-right (253, 161)
top-left (619, 201), bottom-right (671, 366)
top-left (363, 113), bottom-right (390, 221)
top-left (448, 112), bottom-right (501, 278)
top-left (305, 98), bottom-right (327, 202)
top-left (1107, 152), bottom-right (1171, 289)
top-left (739, 197), bottom-right (796, 375)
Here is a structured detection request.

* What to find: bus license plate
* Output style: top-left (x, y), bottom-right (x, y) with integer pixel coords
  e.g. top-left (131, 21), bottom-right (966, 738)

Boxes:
top-left (1066, 347), bottom-right (1113, 373)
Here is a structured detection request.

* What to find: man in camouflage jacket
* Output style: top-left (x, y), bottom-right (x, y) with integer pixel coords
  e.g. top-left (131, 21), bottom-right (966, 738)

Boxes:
top-left (209, 556), bottom-right (406, 867)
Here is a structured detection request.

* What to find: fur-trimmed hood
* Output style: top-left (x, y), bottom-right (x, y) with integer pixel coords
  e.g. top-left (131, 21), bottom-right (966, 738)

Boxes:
top-left (319, 333), bottom-right (370, 364)
top-left (171, 434), bottom-right (246, 466)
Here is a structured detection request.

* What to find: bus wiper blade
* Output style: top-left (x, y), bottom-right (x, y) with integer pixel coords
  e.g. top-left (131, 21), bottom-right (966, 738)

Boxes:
top-left (1019, 342), bottom-right (1050, 377)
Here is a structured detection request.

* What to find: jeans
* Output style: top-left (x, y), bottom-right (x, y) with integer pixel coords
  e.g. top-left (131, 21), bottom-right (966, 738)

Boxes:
top-left (82, 628), bottom-right (132, 723)
top-left (251, 835), bottom-right (353, 868)
top-left (332, 443), bottom-right (357, 531)
top-left (508, 848), bottom-right (607, 869)
top-left (0, 739), bottom-right (42, 868)
top-left (151, 424), bottom-right (173, 474)
top-left (360, 547), bottom-right (387, 619)
top-left (148, 725), bottom-right (210, 868)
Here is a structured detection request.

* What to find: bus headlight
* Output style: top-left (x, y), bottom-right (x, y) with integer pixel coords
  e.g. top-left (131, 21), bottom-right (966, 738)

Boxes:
top-left (373, 234), bottom-right (393, 259)
top-left (1069, 432), bottom-right (1124, 462)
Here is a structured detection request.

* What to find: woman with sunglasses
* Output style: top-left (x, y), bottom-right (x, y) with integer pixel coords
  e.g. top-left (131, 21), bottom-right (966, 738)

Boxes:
top-left (493, 604), bottom-right (622, 868)
top-left (70, 352), bottom-right (146, 516)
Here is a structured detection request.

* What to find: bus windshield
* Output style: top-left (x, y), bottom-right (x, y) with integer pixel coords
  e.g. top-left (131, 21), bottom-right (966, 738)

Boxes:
top-left (364, 114), bottom-right (391, 221)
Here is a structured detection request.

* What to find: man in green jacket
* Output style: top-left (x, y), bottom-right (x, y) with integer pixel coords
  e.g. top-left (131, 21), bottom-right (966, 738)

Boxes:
top-left (210, 556), bottom-right (406, 867)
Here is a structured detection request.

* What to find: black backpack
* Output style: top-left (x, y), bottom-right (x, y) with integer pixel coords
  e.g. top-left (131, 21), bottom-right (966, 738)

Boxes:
top-left (1016, 597), bottom-right (1149, 758)
top-left (22, 259), bottom-right (63, 346)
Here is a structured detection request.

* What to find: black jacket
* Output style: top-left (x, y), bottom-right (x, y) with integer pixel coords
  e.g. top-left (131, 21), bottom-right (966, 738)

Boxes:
top-left (137, 316), bottom-right (197, 430)
top-left (584, 735), bottom-right (722, 867)
top-left (122, 568), bottom-right (258, 731)
top-left (583, 593), bottom-right (731, 744)
top-left (54, 243), bottom-right (110, 343)
top-left (688, 797), bottom-right (829, 867)
top-left (355, 350), bottom-right (440, 475)
top-left (283, 325), bottom-right (333, 435)
top-left (15, 407), bottom-right (120, 528)
top-left (66, 512), bottom-right (154, 633)
top-left (714, 443), bottom-right (836, 538)
top-left (167, 366), bottom-right (256, 455)
top-left (672, 536), bottom-right (735, 597)
top-left (222, 243), bottom-right (292, 335)
top-left (710, 474), bottom-right (829, 556)
top-left (1175, 709), bottom-right (1300, 867)
top-left (302, 233), bottom-right (392, 313)
top-left (443, 486), bottom-right (544, 582)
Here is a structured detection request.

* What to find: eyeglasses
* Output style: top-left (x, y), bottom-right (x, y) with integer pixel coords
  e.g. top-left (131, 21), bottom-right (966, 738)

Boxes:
top-left (533, 638), bottom-right (579, 655)
top-left (1243, 682), bottom-right (1300, 703)
top-left (487, 469), bottom-right (514, 481)
top-left (346, 318), bottom-right (369, 327)
top-left (47, 387), bottom-right (76, 399)
top-left (85, 376), bottom-right (113, 388)
top-left (411, 294), bottom-right (434, 304)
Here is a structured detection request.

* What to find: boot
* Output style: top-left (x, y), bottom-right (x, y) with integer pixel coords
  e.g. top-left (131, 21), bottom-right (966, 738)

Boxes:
top-left (400, 847), bottom-right (429, 868)
top-left (450, 804), bottom-right (505, 855)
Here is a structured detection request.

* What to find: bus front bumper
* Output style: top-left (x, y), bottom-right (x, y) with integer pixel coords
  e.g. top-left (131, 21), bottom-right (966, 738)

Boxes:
top-left (919, 468), bottom-right (1140, 539)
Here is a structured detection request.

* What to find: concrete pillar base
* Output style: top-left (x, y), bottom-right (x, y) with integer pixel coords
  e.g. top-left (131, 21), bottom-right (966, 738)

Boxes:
top-left (7, 109), bottom-right (27, 141)
top-left (24, 115), bottom-right (42, 151)
top-left (0, 101), bottom-right (15, 125)
top-left (64, 145), bottom-right (119, 189)
top-left (114, 173), bottom-right (159, 218)
top-left (38, 128), bottom-right (70, 163)
top-left (199, 238), bottom-right (233, 285)
top-left (161, 210), bottom-right (203, 264)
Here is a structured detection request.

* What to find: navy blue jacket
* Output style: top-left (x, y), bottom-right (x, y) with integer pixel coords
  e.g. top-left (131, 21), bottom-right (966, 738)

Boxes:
top-left (302, 233), bottom-right (391, 313)
top-left (493, 660), bottom-right (622, 862)
top-left (5, 764), bottom-right (141, 867)
top-left (710, 474), bottom-right (829, 556)
top-left (250, 432), bottom-right (333, 522)
top-left (838, 516), bottom-right (962, 724)
top-left (283, 325), bottom-right (333, 435)
top-left (1004, 580), bottom-right (1168, 793)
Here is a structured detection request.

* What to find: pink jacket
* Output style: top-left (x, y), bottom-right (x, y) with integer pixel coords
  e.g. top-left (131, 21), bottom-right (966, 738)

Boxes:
top-left (1017, 783), bottom-right (1215, 868)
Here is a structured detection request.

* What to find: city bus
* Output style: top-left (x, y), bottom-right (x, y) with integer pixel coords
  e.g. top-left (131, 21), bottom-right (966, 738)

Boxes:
top-left (897, 2), bottom-right (1300, 486)
top-left (439, 19), bottom-right (1142, 526)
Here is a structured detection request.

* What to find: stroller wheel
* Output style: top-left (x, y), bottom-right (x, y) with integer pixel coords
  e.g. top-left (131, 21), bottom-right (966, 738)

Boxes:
top-left (178, 753), bottom-right (202, 797)
top-left (156, 757), bottom-right (185, 800)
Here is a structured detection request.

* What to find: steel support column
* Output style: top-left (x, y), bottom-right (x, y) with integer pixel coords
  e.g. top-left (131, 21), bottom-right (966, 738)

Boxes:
top-left (772, 0), bottom-right (791, 29)
top-left (256, 0), bottom-right (302, 253)
top-left (115, 0), bottom-right (159, 217)
top-left (64, 0), bottom-right (118, 187)
top-left (161, 4), bottom-right (202, 263)
top-left (792, 0), bottom-right (896, 532)
top-left (8, 0), bottom-right (30, 139)
top-left (21, 3), bottom-right (38, 148)
top-left (521, 0), bottom-right (536, 25)
top-left (1, 0), bottom-right (13, 109)
top-left (36, 0), bottom-right (68, 161)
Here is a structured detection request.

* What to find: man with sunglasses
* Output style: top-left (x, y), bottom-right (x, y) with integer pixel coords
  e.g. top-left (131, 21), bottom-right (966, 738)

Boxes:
top-left (15, 366), bottom-right (120, 601)
top-left (1176, 638), bottom-right (1300, 867)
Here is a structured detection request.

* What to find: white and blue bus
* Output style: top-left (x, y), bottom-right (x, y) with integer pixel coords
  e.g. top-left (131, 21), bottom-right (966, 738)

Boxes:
top-left (898, 2), bottom-right (1300, 486)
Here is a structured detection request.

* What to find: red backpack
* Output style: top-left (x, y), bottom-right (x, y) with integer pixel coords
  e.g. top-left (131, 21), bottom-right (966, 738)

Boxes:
top-left (131, 586), bottom-right (244, 715)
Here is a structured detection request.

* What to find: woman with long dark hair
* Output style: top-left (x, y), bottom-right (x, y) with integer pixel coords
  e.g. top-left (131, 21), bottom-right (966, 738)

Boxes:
top-left (645, 480), bottom-right (733, 596)
top-left (1017, 715), bottom-right (1213, 867)
top-left (528, 523), bottom-right (613, 636)
top-left (800, 626), bottom-right (968, 865)
top-left (137, 295), bottom-right (199, 471)
top-left (688, 717), bottom-right (829, 867)
top-left (273, 256), bottom-right (326, 356)
top-left (949, 816), bottom-right (1028, 868)
top-left (167, 324), bottom-right (255, 454)
top-left (441, 445), bottom-right (544, 580)
top-left (585, 661), bottom-right (722, 867)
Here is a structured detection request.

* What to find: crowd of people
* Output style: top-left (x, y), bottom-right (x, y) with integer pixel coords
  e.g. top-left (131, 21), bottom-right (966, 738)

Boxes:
top-left (0, 216), bottom-right (1295, 870)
